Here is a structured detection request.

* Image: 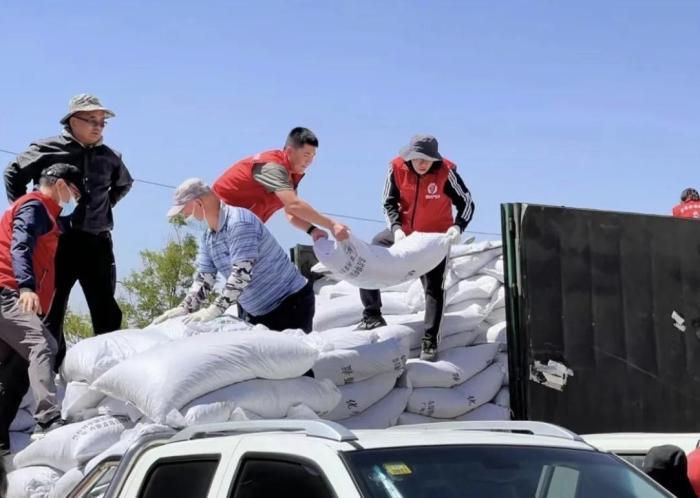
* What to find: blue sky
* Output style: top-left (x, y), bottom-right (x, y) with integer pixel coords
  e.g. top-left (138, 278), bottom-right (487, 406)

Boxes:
top-left (1, 1), bottom-right (699, 311)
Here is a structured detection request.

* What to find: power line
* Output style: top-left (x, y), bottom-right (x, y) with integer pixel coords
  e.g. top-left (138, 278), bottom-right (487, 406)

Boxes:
top-left (0, 146), bottom-right (500, 236)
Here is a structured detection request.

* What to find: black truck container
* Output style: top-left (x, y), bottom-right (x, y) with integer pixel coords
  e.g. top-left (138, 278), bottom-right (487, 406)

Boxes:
top-left (502, 203), bottom-right (700, 433)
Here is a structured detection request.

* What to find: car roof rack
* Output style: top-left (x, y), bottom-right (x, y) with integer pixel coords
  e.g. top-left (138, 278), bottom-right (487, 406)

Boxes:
top-left (170, 419), bottom-right (359, 443)
top-left (389, 421), bottom-right (584, 442)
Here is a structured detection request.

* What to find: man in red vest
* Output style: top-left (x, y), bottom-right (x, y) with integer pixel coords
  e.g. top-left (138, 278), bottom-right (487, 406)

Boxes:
top-left (212, 127), bottom-right (349, 241)
top-left (357, 135), bottom-right (475, 361)
top-left (672, 188), bottom-right (700, 219)
top-left (0, 164), bottom-right (82, 452)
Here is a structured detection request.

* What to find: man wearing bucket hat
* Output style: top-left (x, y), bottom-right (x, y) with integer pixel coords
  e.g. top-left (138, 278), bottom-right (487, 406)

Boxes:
top-left (152, 178), bottom-right (315, 332)
top-left (0, 164), bottom-right (84, 451)
top-left (4, 94), bottom-right (133, 367)
top-left (355, 134), bottom-right (475, 362)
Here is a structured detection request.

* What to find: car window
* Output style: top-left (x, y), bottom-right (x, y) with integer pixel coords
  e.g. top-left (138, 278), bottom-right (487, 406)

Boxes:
top-left (230, 457), bottom-right (334, 498)
top-left (68, 462), bottom-right (118, 498)
top-left (138, 457), bottom-right (219, 498)
top-left (344, 445), bottom-right (672, 498)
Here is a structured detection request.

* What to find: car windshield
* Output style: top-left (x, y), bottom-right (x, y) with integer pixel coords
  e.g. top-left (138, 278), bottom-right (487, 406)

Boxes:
top-left (343, 445), bottom-right (672, 498)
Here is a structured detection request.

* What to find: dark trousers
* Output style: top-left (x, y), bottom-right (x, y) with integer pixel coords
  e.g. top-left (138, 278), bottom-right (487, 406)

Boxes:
top-left (0, 350), bottom-right (29, 454)
top-left (241, 281), bottom-right (315, 333)
top-left (46, 231), bottom-right (123, 367)
top-left (359, 229), bottom-right (448, 343)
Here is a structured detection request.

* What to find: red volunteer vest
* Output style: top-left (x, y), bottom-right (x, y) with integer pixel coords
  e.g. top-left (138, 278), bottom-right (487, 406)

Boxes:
top-left (212, 150), bottom-right (304, 223)
top-left (0, 192), bottom-right (61, 313)
top-left (673, 201), bottom-right (700, 219)
top-left (391, 157), bottom-right (456, 235)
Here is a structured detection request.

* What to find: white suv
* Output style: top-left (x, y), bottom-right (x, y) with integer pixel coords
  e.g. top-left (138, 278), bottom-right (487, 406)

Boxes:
top-left (70, 420), bottom-right (673, 498)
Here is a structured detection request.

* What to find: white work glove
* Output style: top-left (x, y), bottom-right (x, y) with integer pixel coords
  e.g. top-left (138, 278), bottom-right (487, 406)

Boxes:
top-left (393, 228), bottom-right (407, 242)
top-left (152, 306), bottom-right (188, 325)
top-left (182, 305), bottom-right (223, 324)
top-left (446, 225), bottom-right (462, 245)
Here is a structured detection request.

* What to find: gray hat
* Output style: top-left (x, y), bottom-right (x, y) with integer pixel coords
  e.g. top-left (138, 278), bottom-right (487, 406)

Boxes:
top-left (167, 178), bottom-right (212, 217)
top-left (60, 94), bottom-right (116, 125)
top-left (399, 134), bottom-right (442, 162)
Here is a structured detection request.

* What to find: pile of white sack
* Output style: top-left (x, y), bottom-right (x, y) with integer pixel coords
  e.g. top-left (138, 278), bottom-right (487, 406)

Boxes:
top-left (312, 239), bottom-right (510, 426)
top-left (6, 236), bottom-right (509, 498)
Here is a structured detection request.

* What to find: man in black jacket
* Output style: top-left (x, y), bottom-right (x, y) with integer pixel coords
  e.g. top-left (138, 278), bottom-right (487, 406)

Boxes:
top-left (4, 94), bottom-right (133, 366)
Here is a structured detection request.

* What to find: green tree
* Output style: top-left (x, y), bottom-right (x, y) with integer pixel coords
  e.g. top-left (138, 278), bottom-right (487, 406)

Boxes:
top-left (63, 308), bottom-right (93, 344)
top-left (119, 218), bottom-right (201, 328)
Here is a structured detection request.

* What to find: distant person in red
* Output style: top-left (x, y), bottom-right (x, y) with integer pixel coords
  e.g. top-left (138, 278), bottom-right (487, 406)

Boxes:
top-left (672, 188), bottom-right (700, 219)
top-left (687, 449), bottom-right (700, 497)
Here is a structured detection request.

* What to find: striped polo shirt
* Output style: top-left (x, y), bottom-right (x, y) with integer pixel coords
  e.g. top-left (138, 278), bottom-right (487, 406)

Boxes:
top-left (196, 204), bottom-right (306, 316)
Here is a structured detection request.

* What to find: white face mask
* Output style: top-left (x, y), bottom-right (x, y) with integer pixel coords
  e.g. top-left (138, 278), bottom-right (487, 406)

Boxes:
top-left (186, 202), bottom-right (208, 231)
top-left (59, 185), bottom-right (77, 216)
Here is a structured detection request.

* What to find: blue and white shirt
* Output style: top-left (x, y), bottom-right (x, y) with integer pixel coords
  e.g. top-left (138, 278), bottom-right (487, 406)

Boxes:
top-left (196, 204), bottom-right (306, 316)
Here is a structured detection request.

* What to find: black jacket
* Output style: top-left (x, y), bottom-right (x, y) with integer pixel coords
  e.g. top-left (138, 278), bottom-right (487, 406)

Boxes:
top-left (4, 130), bottom-right (133, 234)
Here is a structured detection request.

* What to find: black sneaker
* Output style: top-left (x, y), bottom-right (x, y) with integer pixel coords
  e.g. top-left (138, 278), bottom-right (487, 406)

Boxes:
top-left (32, 417), bottom-right (66, 439)
top-left (355, 315), bottom-right (387, 331)
top-left (420, 338), bottom-right (438, 362)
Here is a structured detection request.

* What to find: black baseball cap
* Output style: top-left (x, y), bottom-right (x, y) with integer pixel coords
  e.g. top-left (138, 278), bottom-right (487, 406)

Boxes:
top-left (41, 164), bottom-right (84, 192)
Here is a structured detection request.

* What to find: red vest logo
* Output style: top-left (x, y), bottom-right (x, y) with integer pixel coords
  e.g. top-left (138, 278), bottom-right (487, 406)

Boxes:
top-left (426, 182), bottom-right (440, 199)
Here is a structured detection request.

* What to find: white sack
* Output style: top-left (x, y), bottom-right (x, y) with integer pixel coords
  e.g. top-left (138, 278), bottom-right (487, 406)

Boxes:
top-left (380, 314), bottom-right (480, 351)
top-left (60, 382), bottom-right (105, 421)
top-left (7, 467), bottom-right (61, 498)
top-left (61, 329), bottom-right (169, 383)
top-left (183, 315), bottom-right (253, 336)
top-left (10, 410), bottom-right (35, 432)
top-left (478, 256), bottom-right (504, 282)
top-left (85, 423), bottom-right (172, 474)
top-left (314, 232), bottom-right (450, 289)
top-left (408, 331), bottom-right (480, 358)
top-left (179, 377), bottom-right (341, 423)
top-left (495, 387), bottom-right (510, 408)
top-left (338, 385), bottom-right (412, 430)
top-left (443, 304), bottom-right (490, 333)
top-left (406, 344), bottom-right (500, 388)
top-left (445, 299), bottom-right (491, 314)
top-left (446, 275), bottom-right (500, 306)
top-left (326, 372), bottom-right (398, 420)
top-left (489, 286), bottom-right (505, 310)
top-left (406, 364), bottom-right (504, 418)
top-left (449, 240), bottom-right (502, 259)
top-left (457, 402), bottom-right (510, 421)
top-left (314, 327), bottom-right (379, 349)
top-left (49, 468), bottom-right (84, 498)
top-left (405, 280), bottom-right (425, 312)
top-left (313, 293), bottom-right (411, 331)
top-left (450, 248), bottom-right (501, 280)
top-left (398, 403), bottom-right (510, 425)
top-left (313, 276), bottom-right (340, 295)
top-left (485, 308), bottom-right (507, 325)
top-left (97, 397), bottom-right (143, 422)
top-left (476, 321), bottom-right (507, 351)
top-left (14, 416), bottom-right (128, 473)
top-left (313, 337), bottom-right (407, 385)
top-left (495, 352), bottom-right (509, 386)
top-left (92, 331), bottom-right (319, 423)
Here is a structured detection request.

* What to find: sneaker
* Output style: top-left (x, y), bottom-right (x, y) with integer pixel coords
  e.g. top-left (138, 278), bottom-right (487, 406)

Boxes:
top-left (32, 417), bottom-right (66, 440)
top-left (420, 338), bottom-right (438, 362)
top-left (355, 315), bottom-right (387, 331)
